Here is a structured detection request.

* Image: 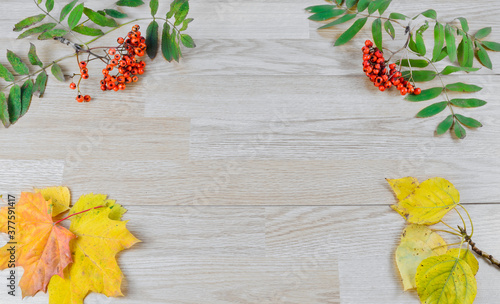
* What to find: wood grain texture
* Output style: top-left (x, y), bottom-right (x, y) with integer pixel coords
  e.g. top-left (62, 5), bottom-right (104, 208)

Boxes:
top-left (0, 0), bottom-right (499, 303)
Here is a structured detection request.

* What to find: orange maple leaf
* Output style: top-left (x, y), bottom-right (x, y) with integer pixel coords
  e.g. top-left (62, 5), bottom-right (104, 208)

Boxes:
top-left (0, 192), bottom-right (75, 297)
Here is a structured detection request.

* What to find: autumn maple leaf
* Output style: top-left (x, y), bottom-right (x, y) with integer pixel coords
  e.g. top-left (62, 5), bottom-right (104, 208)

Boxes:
top-left (48, 193), bottom-right (140, 304)
top-left (0, 191), bottom-right (75, 297)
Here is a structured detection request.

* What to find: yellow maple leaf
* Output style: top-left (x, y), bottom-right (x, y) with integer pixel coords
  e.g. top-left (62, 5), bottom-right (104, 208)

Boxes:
top-left (389, 177), bottom-right (459, 225)
top-left (48, 193), bottom-right (140, 304)
top-left (0, 192), bottom-right (75, 297)
top-left (395, 224), bottom-right (447, 290)
top-left (34, 186), bottom-right (71, 217)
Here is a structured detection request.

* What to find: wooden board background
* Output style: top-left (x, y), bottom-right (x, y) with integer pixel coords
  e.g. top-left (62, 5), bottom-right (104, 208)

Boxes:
top-left (0, 0), bottom-right (499, 303)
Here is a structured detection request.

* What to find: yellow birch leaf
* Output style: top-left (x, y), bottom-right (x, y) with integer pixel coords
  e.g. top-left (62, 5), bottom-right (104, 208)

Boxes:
top-left (416, 254), bottom-right (477, 304)
top-left (395, 224), bottom-right (447, 290)
top-left (35, 186), bottom-right (71, 217)
top-left (48, 193), bottom-right (140, 304)
top-left (387, 176), bottom-right (420, 201)
top-left (446, 248), bottom-right (479, 275)
top-left (390, 177), bottom-right (459, 225)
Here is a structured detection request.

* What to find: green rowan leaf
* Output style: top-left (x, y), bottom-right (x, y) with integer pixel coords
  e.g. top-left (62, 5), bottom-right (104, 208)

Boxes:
top-left (346, 0), bottom-right (358, 9)
top-left (7, 50), bottom-right (29, 75)
top-left (357, 0), bottom-right (370, 12)
top-left (378, 0), bottom-right (392, 15)
top-left (405, 87), bottom-right (442, 102)
top-left (116, 0), bottom-right (145, 7)
top-left (455, 114), bottom-right (482, 128)
top-left (309, 9), bottom-right (345, 21)
top-left (415, 32), bottom-right (426, 55)
top-left (7, 84), bottom-right (21, 124)
top-left (450, 98), bottom-right (486, 108)
top-left (146, 20), bottom-right (159, 59)
top-left (305, 5), bottom-right (334, 13)
top-left (372, 18), bottom-right (382, 50)
top-left (457, 32), bottom-right (474, 67)
top-left (445, 24), bottom-right (457, 62)
top-left (436, 115), bottom-right (453, 135)
top-left (161, 23), bottom-right (173, 62)
top-left (0, 92), bottom-right (10, 128)
top-left (180, 34), bottom-right (195, 48)
top-left (179, 18), bottom-right (193, 31)
top-left (20, 79), bottom-right (34, 117)
top-left (454, 122), bottom-right (467, 139)
top-left (416, 102), bottom-right (447, 118)
top-left (17, 23), bottom-right (57, 39)
top-left (334, 17), bottom-right (368, 46)
top-left (28, 43), bottom-right (43, 67)
top-left (0, 63), bottom-right (15, 82)
top-left (51, 63), bottom-right (65, 82)
top-left (60, 0), bottom-right (78, 21)
top-left (389, 12), bottom-right (407, 20)
top-left (174, 1), bottom-right (189, 26)
top-left (402, 70), bottom-right (436, 82)
top-left (83, 8), bottom-right (117, 27)
top-left (421, 9), bottom-right (437, 19)
top-left (396, 59), bottom-right (429, 68)
top-left (476, 44), bottom-right (492, 69)
top-left (46, 0), bottom-right (55, 12)
top-left (368, 0), bottom-right (384, 15)
top-left (440, 66), bottom-right (479, 75)
top-left (104, 9), bottom-right (127, 19)
top-left (319, 14), bottom-right (356, 29)
top-left (457, 17), bottom-right (469, 32)
top-left (38, 29), bottom-right (69, 40)
top-left (13, 14), bottom-right (46, 32)
top-left (432, 23), bottom-right (444, 61)
top-left (474, 27), bottom-right (491, 39)
top-left (33, 70), bottom-right (48, 97)
top-left (481, 41), bottom-right (500, 51)
top-left (72, 25), bottom-right (104, 36)
top-left (384, 20), bottom-right (395, 39)
top-left (446, 82), bottom-right (482, 92)
top-left (150, 0), bottom-right (159, 16)
top-left (68, 3), bottom-right (84, 29)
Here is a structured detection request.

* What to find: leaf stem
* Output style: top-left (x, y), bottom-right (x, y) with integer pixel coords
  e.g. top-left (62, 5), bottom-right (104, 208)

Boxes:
top-left (54, 205), bottom-right (104, 225)
top-left (440, 220), bottom-right (461, 233)
top-left (458, 226), bottom-right (500, 269)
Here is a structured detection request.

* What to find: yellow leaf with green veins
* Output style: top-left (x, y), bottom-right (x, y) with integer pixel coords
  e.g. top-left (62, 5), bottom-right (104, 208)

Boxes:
top-left (396, 224), bottom-right (447, 290)
top-left (387, 176), bottom-right (419, 201)
top-left (390, 177), bottom-right (459, 225)
top-left (446, 248), bottom-right (479, 275)
top-left (416, 254), bottom-right (476, 304)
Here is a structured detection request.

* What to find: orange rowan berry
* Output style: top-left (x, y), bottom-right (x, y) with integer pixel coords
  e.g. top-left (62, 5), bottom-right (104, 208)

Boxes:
top-left (379, 85), bottom-right (386, 92)
top-left (101, 85), bottom-right (107, 91)
top-left (84, 95), bottom-right (91, 102)
top-left (132, 75), bottom-right (138, 82)
top-left (79, 61), bottom-right (87, 68)
top-left (113, 86), bottom-right (119, 91)
top-left (414, 88), bottom-right (422, 95)
top-left (108, 48), bottom-right (116, 55)
top-left (365, 40), bottom-right (373, 47)
top-left (69, 82), bottom-right (76, 89)
top-left (82, 73), bottom-right (89, 79)
top-left (117, 37), bottom-right (125, 44)
top-left (76, 95), bottom-right (84, 102)
top-left (118, 83), bottom-right (126, 90)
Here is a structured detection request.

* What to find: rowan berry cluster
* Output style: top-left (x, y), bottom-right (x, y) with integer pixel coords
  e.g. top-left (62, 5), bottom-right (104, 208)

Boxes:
top-left (69, 24), bottom-right (147, 103)
top-left (362, 40), bottom-right (421, 96)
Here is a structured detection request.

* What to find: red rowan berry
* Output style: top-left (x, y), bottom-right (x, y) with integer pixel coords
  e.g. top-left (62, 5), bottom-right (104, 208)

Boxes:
top-left (82, 73), bottom-right (89, 79)
top-left (108, 48), bottom-right (116, 55)
top-left (101, 85), bottom-right (107, 91)
top-left (400, 88), bottom-right (408, 95)
top-left (84, 95), bottom-right (91, 102)
top-left (69, 82), bottom-right (76, 90)
top-left (79, 61), bottom-right (87, 68)
top-left (389, 63), bottom-right (396, 70)
top-left (76, 95), bottom-right (84, 102)
top-left (414, 88), bottom-right (421, 95)
top-left (365, 40), bottom-right (373, 47)
top-left (379, 85), bottom-right (386, 92)
top-left (117, 37), bottom-right (125, 44)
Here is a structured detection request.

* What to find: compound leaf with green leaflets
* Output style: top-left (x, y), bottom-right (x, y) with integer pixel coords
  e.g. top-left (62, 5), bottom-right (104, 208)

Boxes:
top-left (28, 43), bottom-right (43, 68)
